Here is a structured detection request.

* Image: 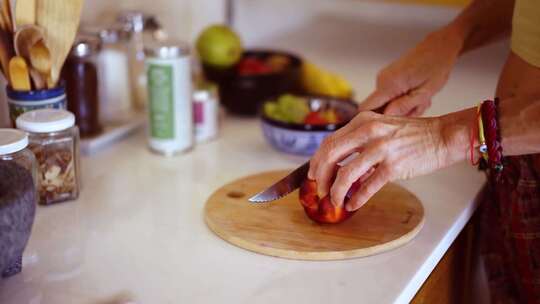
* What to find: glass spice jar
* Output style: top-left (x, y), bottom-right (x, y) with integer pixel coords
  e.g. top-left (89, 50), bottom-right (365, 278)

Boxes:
top-left (0, 128), bottom-right (37, 184)
top-left (16, 109), bottom-right (81, 205)
top-left (63, 35), bottom-right (102, 138)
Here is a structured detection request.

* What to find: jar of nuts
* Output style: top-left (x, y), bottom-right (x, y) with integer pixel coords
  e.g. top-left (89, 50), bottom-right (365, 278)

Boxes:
top-left (16, 109), bottom-right (80, 205)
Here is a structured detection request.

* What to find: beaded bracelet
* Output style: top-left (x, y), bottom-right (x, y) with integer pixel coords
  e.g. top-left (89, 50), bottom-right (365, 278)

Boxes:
top-left (480, 98), bottom-right (504, 173)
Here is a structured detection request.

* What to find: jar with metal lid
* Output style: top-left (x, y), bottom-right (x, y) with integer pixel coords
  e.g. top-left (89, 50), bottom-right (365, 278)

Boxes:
top-left (16, 109), bottom-right (81, 205)
top-left (145, 41), bottom-right (193, 156)
top-left (62, 35), bottom-right (102, 138)
top-left (0, 128), bottom-right (37, 182)
top-left (117, 11), bottom-right (166, 110)
top-left (97, 26), bottom-right (133, 123)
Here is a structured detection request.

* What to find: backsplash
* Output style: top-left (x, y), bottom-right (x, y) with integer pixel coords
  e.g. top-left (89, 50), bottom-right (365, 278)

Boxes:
top-left (81, 0), bottom-right (226, 42)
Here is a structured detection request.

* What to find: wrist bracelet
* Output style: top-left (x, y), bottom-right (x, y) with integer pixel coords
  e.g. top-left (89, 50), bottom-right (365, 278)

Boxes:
top-left (469, 102), bottom-right (488, 167)
top-left (480, 98), bottom-right (504, 173)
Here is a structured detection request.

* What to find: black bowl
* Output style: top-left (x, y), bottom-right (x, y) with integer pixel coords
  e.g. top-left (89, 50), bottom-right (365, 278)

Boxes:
top-left (202, 50), bottom-right (303, 116)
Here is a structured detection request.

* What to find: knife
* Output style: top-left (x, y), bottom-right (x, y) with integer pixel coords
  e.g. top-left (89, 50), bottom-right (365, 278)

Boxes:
top-left (248, 161), bottom-right (309, 203)
top-left (248, 105), bottom-right (388, 203)
top-left (248, 152), bottom-right (362, 203)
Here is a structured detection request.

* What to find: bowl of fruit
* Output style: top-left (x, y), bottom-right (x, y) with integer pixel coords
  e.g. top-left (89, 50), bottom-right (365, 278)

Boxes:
top-left (202, 50), bottom-right (303, 116)
top-left (261, 94), bottom-right (357, 156)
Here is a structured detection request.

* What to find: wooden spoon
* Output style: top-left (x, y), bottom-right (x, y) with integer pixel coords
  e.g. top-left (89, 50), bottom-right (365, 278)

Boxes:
top-left (36, 0), bottom-right (83, 86)
top-left (9, 56), bottom-right (31, 90)
top-left (13, 24), bottom-right (43, 86)
top-left (29, 38), bottom-right (51, 89)
top-left (14, 24), bottom-right (43, 59)
top-left (15, 0), bottom-right (36, 27)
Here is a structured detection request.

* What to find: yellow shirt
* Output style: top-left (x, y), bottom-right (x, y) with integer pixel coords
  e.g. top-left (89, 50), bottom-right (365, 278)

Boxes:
top-left (511, 0), bottom-right (540, 67)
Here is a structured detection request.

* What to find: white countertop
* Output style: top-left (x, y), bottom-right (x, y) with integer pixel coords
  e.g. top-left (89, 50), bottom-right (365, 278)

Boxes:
top-left (0, 2), bottom-right (509, 304)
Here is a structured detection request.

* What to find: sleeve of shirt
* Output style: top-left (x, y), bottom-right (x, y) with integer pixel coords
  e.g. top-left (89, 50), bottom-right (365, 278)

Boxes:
top-left (511, 0), bottom-right (540, 68)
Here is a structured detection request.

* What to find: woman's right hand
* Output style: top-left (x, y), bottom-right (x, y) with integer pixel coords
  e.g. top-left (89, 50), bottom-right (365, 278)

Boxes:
top-left (359, 26), bottom-right (465, 117)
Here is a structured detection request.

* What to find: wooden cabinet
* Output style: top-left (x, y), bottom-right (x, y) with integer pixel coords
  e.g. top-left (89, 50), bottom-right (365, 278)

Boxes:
top-left (411, 216), bottom-right (477, 303)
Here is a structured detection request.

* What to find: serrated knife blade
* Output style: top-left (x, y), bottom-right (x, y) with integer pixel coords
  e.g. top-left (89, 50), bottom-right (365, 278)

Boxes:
top-left (248, 161), bottom-right (310, 203)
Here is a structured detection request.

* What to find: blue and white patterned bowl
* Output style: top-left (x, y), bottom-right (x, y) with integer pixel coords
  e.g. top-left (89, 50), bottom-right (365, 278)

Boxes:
top-left (260, 96), bottom-right (358, 156)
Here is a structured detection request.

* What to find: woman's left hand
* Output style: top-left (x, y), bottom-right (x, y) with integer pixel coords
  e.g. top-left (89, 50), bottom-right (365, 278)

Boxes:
top-left (307, 111), bottom-right (463, 211)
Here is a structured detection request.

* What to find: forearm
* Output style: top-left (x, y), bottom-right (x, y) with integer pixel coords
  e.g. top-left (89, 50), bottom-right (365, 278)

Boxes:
top-left (443, 0), bottom-right (515, 54)
top-left (439, 96), bottom-right (540, 167)
top-left (499, 97), bottom-right (540, 155)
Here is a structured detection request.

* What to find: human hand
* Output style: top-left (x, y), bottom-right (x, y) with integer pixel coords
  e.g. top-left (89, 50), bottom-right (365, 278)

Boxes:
top-left (307, 111), bottom-right (464, 211)
top-left (358, 27), bottom-right (464, 117)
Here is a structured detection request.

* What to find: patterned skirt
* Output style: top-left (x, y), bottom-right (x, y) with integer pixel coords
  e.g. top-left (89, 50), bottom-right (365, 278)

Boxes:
top-left (481, 154), bottom-right (540, 303)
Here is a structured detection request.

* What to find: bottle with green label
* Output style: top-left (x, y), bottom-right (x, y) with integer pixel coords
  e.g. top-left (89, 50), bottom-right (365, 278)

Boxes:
top-left (145, 41), bottom-right (193, 156)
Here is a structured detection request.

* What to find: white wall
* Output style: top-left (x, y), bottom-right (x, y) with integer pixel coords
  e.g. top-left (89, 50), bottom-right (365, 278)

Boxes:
top-left (81, 0), bottom-right (226, 43)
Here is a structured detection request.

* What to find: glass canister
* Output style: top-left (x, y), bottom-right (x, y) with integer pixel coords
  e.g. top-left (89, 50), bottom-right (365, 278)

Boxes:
top-left (97, 26), bottom-right (133, 122)
top-left (63, 35), bottom-right (102, 138)
top-left (0, 128), bottom-right (37, 183)
top-left (16, 109), bottom-right (81, 205)
top-left (117, 11), bottom-right (166, 110)
top-left (145, 41), bottom-right (193, 156)
top-left (0, 129), bottom-right (37, 278)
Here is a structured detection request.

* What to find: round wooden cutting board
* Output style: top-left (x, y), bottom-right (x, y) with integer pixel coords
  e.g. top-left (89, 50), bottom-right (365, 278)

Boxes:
top-left (204, 170), bottom-right (424, 261)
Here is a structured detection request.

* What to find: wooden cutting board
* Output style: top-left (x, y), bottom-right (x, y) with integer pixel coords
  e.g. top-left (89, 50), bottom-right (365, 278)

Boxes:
top-left (204, 170), bottom-right (424, 261)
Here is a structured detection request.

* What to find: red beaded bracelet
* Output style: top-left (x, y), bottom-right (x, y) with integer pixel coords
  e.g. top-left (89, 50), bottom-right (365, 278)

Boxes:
top-left (480, 98), bottom-right (504, 173)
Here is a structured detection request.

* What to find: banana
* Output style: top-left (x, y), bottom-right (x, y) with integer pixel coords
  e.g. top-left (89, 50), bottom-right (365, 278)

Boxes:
top-left (301, 62), bottom-right (353, 99)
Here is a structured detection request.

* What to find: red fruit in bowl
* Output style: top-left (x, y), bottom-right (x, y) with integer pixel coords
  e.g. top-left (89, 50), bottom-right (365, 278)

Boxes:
top-left (237, 57), bottom-right (272, 76)
top-left (304, 112), bottom-right (328, 125)
top-left (299, 178), bottom-right (362, 224)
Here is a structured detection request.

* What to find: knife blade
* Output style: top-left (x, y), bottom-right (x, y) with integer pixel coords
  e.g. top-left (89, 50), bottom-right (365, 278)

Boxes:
top-left (248, 161), bottom-right (310, 203)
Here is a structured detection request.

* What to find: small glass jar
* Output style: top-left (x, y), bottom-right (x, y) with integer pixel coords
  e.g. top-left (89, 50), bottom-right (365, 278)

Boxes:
top-left (16, 109), bottom-right (81, 205)
top-left (97, 26), bottom-right (133, 122)
top-left (63, 35), bottom-right (102, 138)
top-left (0, 128), bottom-right (37, 184)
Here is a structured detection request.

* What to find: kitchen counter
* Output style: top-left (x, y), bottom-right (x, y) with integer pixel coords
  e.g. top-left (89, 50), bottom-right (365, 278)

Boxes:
top-left (0, 2), bottom-right (509, 304)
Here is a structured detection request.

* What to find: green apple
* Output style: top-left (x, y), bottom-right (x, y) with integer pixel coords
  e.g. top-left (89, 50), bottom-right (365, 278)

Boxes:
top-left (196, 25), bottom-right (243, 68)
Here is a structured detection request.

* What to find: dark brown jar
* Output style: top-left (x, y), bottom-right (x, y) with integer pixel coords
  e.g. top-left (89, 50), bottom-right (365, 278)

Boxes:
top-left (63, 36), bottom-right (102, 138)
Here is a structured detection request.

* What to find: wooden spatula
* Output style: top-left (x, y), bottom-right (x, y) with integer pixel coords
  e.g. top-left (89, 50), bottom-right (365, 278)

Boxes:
top-left (15, 0), bottom-right (36, 27)
top-left (0, 0), bottom-right (13, 32)
top-left (29, 38), bottom-right (51, 89)
top-left (36, 0), bottom-right (83, 86)
top-left (9, 56), bottom-right (31, 90)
